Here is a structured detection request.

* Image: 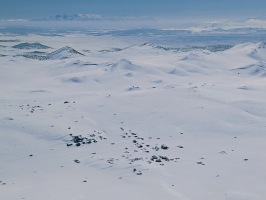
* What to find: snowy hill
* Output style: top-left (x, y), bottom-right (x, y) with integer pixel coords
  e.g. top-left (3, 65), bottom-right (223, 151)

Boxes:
top-left (47, 46), bottom-right (84, 59)
top-left (1, 34), bottom-right (266, 200)
top-left (22, 46), bottom-right (84, 60)
top-left (13, 42), bottom-right (51, 49)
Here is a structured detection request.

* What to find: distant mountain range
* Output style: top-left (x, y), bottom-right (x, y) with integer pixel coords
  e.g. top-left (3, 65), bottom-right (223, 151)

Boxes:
top-left (34, 14), bottom-right (154, 21)
top-left (247, 15), bottom-right (266, 21)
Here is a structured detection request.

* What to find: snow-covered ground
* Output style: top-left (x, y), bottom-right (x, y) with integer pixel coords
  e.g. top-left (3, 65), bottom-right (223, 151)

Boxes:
top-left (1, 33), bottom-right (266, 200)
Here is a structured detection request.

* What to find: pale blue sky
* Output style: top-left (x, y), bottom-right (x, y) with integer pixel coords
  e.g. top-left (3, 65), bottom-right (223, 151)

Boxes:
top-left (0, 0), bottom-right (266, 19)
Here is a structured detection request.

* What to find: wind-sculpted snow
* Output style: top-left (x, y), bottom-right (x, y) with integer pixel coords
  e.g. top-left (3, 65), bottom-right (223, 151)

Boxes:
top-left (106, 59), bottom-right (154, 74)
top-left (232, 63), bottom-right (266, 77)
top-left (1, 34), bottom-right (266, 200)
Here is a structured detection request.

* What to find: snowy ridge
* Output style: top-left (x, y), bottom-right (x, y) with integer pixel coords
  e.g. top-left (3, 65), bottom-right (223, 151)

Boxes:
top-left (225, 41), bottom-right (266, 67)
top-left (140, 42), bottom-right (233, 52)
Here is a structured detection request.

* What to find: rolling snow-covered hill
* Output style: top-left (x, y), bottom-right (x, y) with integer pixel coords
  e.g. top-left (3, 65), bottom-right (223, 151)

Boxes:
top-left (0, 34), bottom-right (266, 200)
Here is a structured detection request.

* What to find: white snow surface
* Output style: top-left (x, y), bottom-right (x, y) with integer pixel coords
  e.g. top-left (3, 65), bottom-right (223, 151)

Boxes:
top-left (1, 34), bottom-right (266, 200)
